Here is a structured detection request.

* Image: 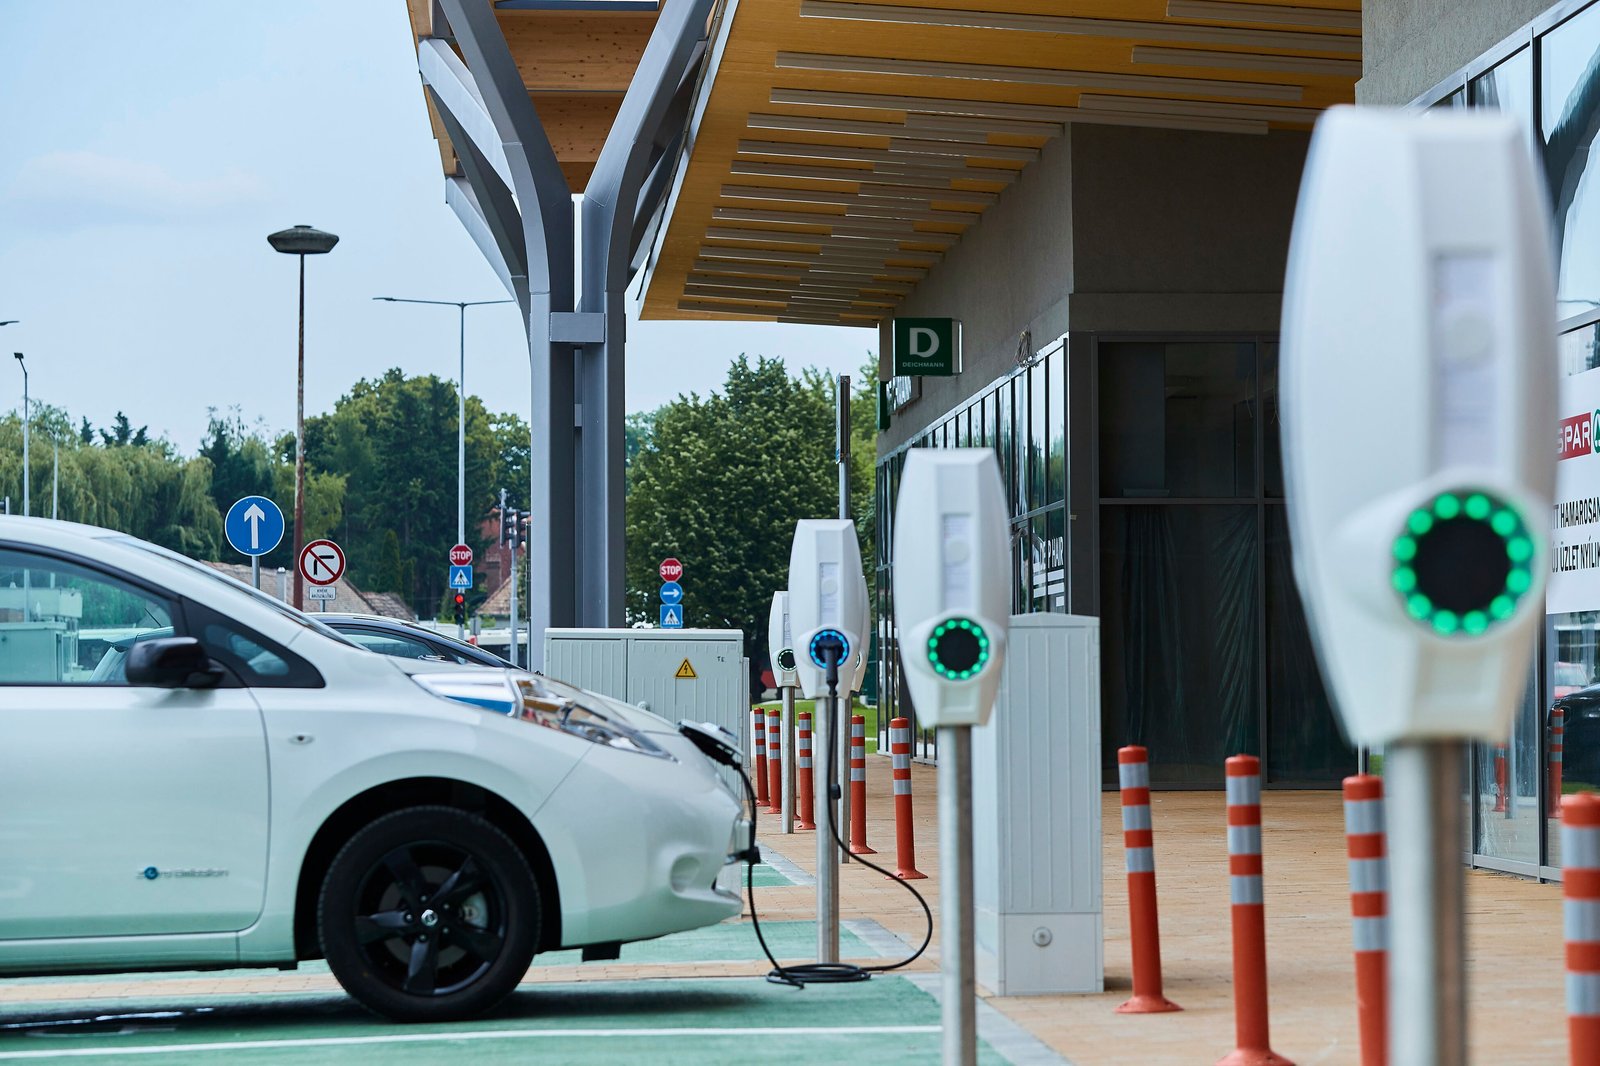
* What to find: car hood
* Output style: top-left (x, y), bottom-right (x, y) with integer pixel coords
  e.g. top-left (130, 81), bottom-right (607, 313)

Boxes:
top-left (398, 661), bottom-right (679, 735)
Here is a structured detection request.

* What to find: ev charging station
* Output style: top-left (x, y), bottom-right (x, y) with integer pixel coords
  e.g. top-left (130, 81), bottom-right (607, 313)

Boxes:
top-left (768, 591), bottom-right (799, 833)
top-left (787, 519), bottom-right (868, 964)
top-left (892, 449), bottom-right (1011, 1066)
top-left (1282, 107), bottom-right (1557, 1065)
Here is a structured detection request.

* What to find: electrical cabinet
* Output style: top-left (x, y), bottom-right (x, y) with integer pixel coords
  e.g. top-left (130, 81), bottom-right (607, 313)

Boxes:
top-left (973, 613), bottom-right (1102, 996)
top-left (544, 628), bottom-right (749, 754)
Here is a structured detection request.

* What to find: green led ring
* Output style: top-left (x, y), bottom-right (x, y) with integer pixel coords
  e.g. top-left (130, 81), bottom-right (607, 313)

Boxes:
top-left (1390, 489), bottom-right (1535, 638)
top-left (928, 617), bottom-right (991, 680)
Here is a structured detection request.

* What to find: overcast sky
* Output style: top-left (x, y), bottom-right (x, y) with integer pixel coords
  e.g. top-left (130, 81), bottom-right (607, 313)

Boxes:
top-left (0, 1), bottom-right (873, 452)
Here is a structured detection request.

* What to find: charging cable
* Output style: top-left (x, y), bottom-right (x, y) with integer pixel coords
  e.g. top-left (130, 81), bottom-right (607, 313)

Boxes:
top-left (735, 641), bottom-right (933, 988)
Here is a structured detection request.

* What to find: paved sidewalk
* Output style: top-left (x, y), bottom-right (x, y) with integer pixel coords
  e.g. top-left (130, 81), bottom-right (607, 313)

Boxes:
top-left (755, 756), bottom-right (1568, 1066)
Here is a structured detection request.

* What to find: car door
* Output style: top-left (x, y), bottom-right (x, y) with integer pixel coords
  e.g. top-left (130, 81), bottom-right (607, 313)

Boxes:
top-left (0, 546), bottom-right (271, 939)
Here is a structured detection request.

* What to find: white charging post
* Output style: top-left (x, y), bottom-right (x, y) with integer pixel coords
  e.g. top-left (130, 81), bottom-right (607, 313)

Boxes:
top-left (893, 449), bottom-right (1011, 1066)
top-left (788, 519), bottom-right (868, 963)
top-left (1282, 107), bottom-right (1556, 1066)
top-left (769, 591), bottom-right (799, 833)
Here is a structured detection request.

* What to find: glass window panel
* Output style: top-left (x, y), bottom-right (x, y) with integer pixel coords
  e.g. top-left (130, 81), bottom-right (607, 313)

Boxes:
top-left (1100, 505), bottom-right (1261, 786)
top-left (1543, 4), bottom-right (1600, 318)
top-left (1031, 363), bottom-right (1048, 512)
top-left (1561, 322), bottom-right (1600, 377)
top-left (0, 551), bottom-right (176, 685)
top-left (1048, 348), bottom-right (1067, 507)
top-left (1475, 662), bottom-right (1541, 866)
top-left (1013, 379), bottom-right (1029, 513)
top-left (1099, 341), bottom-right (1258, 498)
top-left (1551, 611), bottom-right (1600, 869)
top-left (1263, 343), bottom-right (1284, 498)
top-left (1265, 508), bottom-right (1349, 783)
top-left (1045, 507), bottom-right (1067, 612)
top-left (997, 385), bottom-right (1015, 513)
top-left (1470, 46), bottom-right (1534, 147)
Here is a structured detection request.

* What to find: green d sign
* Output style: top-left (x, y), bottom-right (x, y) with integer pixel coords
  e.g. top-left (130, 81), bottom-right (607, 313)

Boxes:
top-left (893, 317), bottom-right (960, 377)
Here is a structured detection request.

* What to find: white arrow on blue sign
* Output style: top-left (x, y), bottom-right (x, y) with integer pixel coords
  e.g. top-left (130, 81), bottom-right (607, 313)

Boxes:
top-left (660, 604), bottom-right (683, 628)
top-left (224, 496), bottom-right (285, 558)
top-left (449, 565), bottom-right (474, 590)
top-left (659, 581), bottom-right (684, 605)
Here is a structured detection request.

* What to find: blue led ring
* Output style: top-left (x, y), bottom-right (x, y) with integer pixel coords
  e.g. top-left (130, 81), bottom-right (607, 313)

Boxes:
top-left (808, 628), bottom-right (850, 668)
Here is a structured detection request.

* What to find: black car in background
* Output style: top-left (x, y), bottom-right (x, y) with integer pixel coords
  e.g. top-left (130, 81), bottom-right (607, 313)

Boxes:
top-left (1553, 681), bottom-right (1600, 789)
top-left (319, 613), bottom-right (511, 668)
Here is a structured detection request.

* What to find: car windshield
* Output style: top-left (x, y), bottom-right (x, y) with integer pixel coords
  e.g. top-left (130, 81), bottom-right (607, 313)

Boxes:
top-left (111, 537), bottom-right (361, 649)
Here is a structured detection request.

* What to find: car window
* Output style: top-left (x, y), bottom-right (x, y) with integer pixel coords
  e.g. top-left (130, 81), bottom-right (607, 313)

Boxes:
top-left (0, 548), bottom-right (177, 685)
top-left (184, 602), bottom-right (323, 688)
top-left (343, 628), bottom-right (449, 661)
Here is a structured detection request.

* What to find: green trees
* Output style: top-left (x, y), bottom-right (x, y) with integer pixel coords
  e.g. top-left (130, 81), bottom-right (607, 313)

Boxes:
top-left (624, 356), bottom-right (877, 671)
top-left (303, 369), bottom-right (528, 616)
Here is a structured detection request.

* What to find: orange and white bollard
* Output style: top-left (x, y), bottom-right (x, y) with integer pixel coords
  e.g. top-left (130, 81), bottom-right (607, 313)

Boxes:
top-left (795, 710), bottom-right (817, 831)
top-left (1552, 708), bottom-right (1566, 817)
top-left (890, 716), bottom-right (926, 880)
top-left (1219, 755), bottom-right (1293, 1066)
top-left (752, 707), bottom-right (769, 809)
top-left (766, 707), bottom-right (783, 815)
top-left (849, 714), bottom-right (876, 855)
top-left (1563, 792), bottom-right (1600, 1063)
top-left (1343, 774), bottom-right (1388, 1066)
top-left (1116, 746), bottom-right (1181, 1014)
top-left (1493, 745), bottom-right (1509, 814)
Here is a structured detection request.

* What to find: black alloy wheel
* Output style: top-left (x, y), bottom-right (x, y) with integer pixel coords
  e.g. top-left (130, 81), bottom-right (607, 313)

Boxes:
top-left (319, 806), bottom-right (539, 1022)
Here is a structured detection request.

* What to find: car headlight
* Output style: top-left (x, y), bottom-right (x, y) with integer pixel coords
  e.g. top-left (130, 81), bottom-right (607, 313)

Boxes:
top-left (511, 678), bottom-right (672, 760)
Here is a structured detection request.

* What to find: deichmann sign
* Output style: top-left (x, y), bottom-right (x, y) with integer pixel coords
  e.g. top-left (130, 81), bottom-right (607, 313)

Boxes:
top-left (1550, 370), bottom-right (1600, 614)
top-left (892, 318), bottom-right (961, 377)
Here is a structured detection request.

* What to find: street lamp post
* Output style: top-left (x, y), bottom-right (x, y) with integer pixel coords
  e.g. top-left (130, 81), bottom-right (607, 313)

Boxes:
top-left (373, 296), bottom-right (513, 637)
top-left (267, 225), bottom-right (339, 611)
top-left (13, 353), bottom-right (27, 518)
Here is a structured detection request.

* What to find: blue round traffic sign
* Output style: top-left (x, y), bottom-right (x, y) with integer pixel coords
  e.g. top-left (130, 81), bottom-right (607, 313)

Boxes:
top-left (660, 581), bottom-right (684, 605)
top-left (225, 496), bottom-right (285, 557)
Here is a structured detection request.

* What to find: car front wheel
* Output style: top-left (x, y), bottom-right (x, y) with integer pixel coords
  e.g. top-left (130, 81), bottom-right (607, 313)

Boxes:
top-left (318, 805), bottom-right (539, 1022)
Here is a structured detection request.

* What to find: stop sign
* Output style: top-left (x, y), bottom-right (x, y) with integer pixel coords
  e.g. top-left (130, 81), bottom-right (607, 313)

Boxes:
top-left (450, 543), bottom-right (473, 567)
top-left (659, 557), bottom-right (683, 582)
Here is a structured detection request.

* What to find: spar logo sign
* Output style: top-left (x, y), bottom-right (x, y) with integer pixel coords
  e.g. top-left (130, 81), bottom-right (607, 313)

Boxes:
top-left (1559, 410), bottom-right (1600, 461)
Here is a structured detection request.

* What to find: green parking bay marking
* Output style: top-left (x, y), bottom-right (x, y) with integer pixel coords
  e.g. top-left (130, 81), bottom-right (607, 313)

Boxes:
top-left (0, 977), bottom-right (1010, 1064)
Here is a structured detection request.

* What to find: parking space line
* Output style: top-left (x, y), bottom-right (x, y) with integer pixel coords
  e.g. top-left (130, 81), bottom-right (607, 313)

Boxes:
top-left (0, 1025), bottom-right (943, 1060)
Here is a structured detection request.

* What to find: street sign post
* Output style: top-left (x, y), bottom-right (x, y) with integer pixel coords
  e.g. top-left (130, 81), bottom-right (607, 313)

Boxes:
top-left (659, 558), bottom-right (683, 582)
top-left (450, 543), bottom-right (474, 567)
top-left (660, 604), bottom-right (684, 628)
top-left (660, 581), bottom-right (684, 605)
top-left (299, 539), bottom-right (346, 586)
top-left (449, 565), bottom-right (474, 590)
top-left (225, 496), bottom-right (284, 590)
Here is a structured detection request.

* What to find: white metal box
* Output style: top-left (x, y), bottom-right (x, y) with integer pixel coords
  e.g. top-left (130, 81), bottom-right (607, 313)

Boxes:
top-left (973, 613), bottom-right (1102, 996)
top-left (543, 628), bottom-right (749, 753)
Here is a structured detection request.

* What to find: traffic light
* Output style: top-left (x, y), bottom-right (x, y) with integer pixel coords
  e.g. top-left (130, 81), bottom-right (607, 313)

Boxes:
top-left (500, 506), bottom-right (514, 548)
top-left (453, 591), bottom-right (467, 626)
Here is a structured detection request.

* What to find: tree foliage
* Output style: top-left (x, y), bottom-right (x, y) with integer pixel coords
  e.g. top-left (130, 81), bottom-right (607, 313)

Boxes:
top-left (623, 356), bottom-right (877, 674)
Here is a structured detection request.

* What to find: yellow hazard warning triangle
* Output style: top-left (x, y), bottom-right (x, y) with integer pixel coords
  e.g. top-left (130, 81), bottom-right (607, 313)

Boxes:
top-left (675, 658), bottom-right (697, 679)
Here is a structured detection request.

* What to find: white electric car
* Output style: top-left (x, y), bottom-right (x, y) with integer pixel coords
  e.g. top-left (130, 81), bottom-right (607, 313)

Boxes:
top-left (0, 517), bottom-right (744, 1021)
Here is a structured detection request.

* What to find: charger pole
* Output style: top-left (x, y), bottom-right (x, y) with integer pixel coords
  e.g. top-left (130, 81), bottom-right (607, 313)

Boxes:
top-left (1386, 741), bottom-right (1467, 1065)
top-left (836, 374), bottom-right (853, 864)
top-left (781, 683), bottom-right (796, 833)
top-left (938, 724), bottom-right (977, 1066)
top-left (815, 687), bottom-right (840, 962)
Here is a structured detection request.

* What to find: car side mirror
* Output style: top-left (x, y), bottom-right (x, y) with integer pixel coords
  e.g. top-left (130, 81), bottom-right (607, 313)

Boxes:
top-left (125, 637), bottom-right (224, 689)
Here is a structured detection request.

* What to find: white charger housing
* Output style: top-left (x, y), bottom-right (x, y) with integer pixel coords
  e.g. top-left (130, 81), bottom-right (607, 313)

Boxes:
top-left (768, 591), bottom-right (799, 689)
top-left (787, 519), bottom-right (868, 700)
top-left (851, 595), bottom-right (871, 696)
top-left (892, 449), bottom-right (1011, 727)
top-left (1281, 106), bottom-right (1557, 745)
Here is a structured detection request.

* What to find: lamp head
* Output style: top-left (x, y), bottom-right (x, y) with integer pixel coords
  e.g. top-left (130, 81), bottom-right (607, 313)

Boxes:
top-left (267, 225), bottom-right (339, 255)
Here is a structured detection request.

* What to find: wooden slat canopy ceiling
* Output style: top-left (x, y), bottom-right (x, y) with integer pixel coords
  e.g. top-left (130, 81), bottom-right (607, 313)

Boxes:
top-left (407, 0), bottom-right (663, 191)
top-left (638, 0), bottom-right (1360, 326)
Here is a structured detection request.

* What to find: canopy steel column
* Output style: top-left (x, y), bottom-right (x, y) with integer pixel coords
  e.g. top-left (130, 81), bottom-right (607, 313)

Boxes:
top-left (425, 0), bottom-right (711, 639)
